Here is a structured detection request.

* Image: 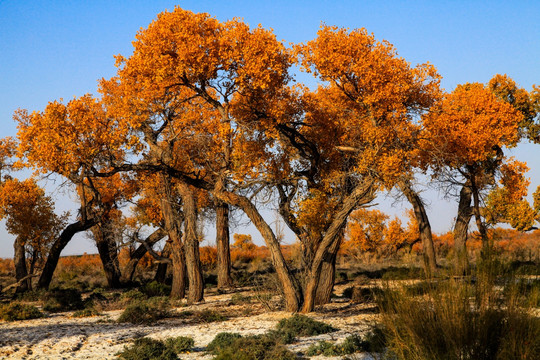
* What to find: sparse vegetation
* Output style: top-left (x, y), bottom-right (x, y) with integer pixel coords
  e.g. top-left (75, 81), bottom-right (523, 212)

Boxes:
top-left (42, 288), bottom-right (84, 312)
top-left (164, 336), bottom-right (194, 354)
top-left (378, 268), bottom-right (540, 360)
top-left (194, 309), bottom-right (227, 323)
top-left (306, 333), bottom-right (380, 356)
top-left (276, 314), bottom-right (336, 338)
top-left (0, 302), bottom-right (44, 321)
top-left (117, 299), bottom-right (171, 325)
top-left (72, 307), bottom-right (101, 318)
top-left (117, 337), bottom-right (179, 360)
top-left (209, 333), bottom-right (297, 360)
top-left (206, 332), bottom-right (243, 354)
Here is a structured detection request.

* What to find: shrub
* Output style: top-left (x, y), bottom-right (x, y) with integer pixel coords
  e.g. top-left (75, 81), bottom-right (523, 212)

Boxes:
top-left (306, 340), bottom-right (338, 356)
top-left (211, 334), bottom-right (296, 360)
top-left (378, 276), bottom-right (540, 360)
top-left (195, 309), bottom-right (226, 323)
top-left (72, 307), bottom-right (101, 318)
top-left (0, 302), bottom-right (44, 321)
top-left (141, 281), bottom-right (171, 298)
top-left (164, 336), bottom-right (194, 353)
top-left (306, 334), bottom-right (366, 356)
top-left (117, 300), bottom-right (170, 325)
top-left (276, 314), bottom-right (336, 338)
top-left (230, 293), bottom-right (252, 305)
top-left (206, 332), bottom-right (243, 354)
top-left (117, 337), bottom-right (177, 360)
top-left (42, 288), bottom-right (84, 312)
top-left (121, 289), bottom-right (147, 302)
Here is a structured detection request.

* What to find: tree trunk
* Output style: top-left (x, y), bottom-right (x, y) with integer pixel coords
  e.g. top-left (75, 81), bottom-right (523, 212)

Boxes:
top-left (215, 201), bottom-right (233, 290)
top-left (92, 224), bottom-right (122, 288)
top-left (215, 189), bottom-right (302, 312)
top-left (13, 236), bottom-right (30, 293)
top-left (470, 173), bottom-right (490, 254)
top-left (37, 218), bottom-right (97, 289)
top-left (178, 183), bottom-right (204, 304)
top-left (159, 174), bottom-right (186, 299)
top-left (454, 182), bottom-right (473, 275)
top-left (154, 242), bottom-right (172, 284)
top-left (169, 237), bottom-right (186, 299)
top-left (122, 228), bottom-right (166, 283)
top-left (399, 179), bottom-right (437, 274)
top-left (302, 182), bottom-right (375, 313)
top-left (315, 235), bottom-right (342, 305)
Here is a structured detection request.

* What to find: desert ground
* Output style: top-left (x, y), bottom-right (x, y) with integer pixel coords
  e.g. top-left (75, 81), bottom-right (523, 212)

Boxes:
top-left (0, 284), bottom-right (379, 360)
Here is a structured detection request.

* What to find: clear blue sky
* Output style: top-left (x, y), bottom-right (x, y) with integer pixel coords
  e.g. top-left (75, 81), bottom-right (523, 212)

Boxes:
top-left (1, 1), bottom-right (539, 257)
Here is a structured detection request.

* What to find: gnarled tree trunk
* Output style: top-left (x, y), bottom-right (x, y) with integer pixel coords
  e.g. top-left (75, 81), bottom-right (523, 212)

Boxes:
top-left (302, 182), bottom-right (375, 313)
top-left (159, 174), bottom-right (186, 299)
top-left (37, 218), bottom-right (97, 289)
top-left (154, 241), bottom-right (172, 284)
top-left (122, 228), bottom-right (167, 283)
top-left (215, 189), bottom-right (302, 312)
top-left (215, 201), bottom-right (233, 290)
top-left (178, 183), bottom-right (204, 304)
top-left (13, 236), bottom-right (30, 293)
top-left (92, 224), bottom-right (122, 288)
top-left (314, 235), bottom-right (342, 305)
top-left (454, 182), bottom-right (473, 275)
top-left (399, 179), bottom-right (437, 274)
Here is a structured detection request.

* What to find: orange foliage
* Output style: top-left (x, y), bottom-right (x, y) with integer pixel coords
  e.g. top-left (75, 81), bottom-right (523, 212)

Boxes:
top-left (0, 258), bottom-right (14, 275)
top-left (15, 95), bottom-right (132, 179)
top-left (0, 178), bottom-right (64, 257)
top-left (199, 246), bottom-right (217, 267)
top-left (342, 208), bottom-right (418, 258)
top-left (58, 253), bottom-right (102, 274)
top-left (485, 159), bottom-right (537, 231)
top-left (232, 233), bottom-right (256, 250)
top-left (421, 82), bottom-right (522, 172)
top-left (297, 25), bottom-right (441, 187)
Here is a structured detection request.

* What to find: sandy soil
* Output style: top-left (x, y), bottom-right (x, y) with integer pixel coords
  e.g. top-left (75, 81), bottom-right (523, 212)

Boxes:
top-left (0, 287), bottom-right (379, 360)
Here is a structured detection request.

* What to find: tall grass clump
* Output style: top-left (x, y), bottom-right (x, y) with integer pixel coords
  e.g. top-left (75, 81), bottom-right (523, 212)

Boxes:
top-left (378, 260), bottom-right (540, 360)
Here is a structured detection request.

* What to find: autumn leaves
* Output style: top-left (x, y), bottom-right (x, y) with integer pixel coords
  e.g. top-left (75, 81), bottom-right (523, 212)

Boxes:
top-left (3, 6), bottom-right (539, 312)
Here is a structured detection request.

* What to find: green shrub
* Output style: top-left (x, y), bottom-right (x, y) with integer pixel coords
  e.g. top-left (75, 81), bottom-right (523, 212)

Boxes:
top-left (0, 302), bottom-right (44, 321)
top-left (121, 289), bottom-right (148, 302)
top-left (230, 293), bottom-right (252, 305)
top-left (206, 332), bottom-right (243, 354)
top-left (306, 334), bottom-right (366, 356)
top-left (164, 336), bottom-right (194, 353)
top-left (276, 314), bottom-right (336, 338)
top-left (72, 307), bottom-right (101, 318)
top-left (117, 300), bottom-right (170, 325)
top-left (141, 281), bottom-right (171, 298)
top-left (117, 338), bottom-right (178, 360)
top-left (306, 340), bottom-right (338, 356)
top-left (195, 309), bottom-right (226, 323)
top-left (14, 289), bottom-right (45, 302)
top-left (211, 334), bottom-right (296, 360)
top-left (42, 288), bottom-right (84, 312)
top-left (264, 328), bottom-right (296, 344)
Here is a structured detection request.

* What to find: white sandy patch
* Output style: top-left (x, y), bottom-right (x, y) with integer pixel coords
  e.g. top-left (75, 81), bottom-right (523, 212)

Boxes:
top-left (0, 289), bottom-right (379, 359)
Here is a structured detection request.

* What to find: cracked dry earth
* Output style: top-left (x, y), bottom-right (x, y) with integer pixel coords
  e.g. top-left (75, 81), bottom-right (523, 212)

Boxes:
top-left (0, 288), bottom-right (379, 360)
